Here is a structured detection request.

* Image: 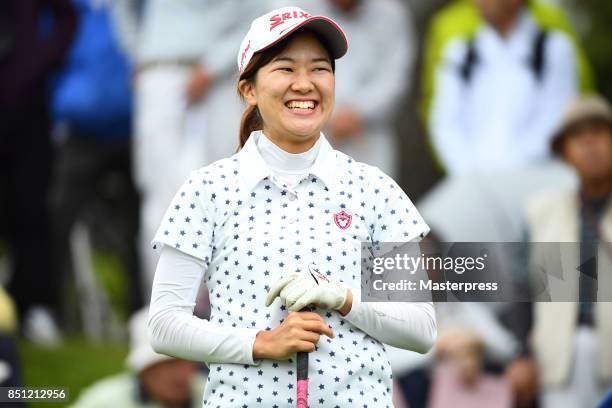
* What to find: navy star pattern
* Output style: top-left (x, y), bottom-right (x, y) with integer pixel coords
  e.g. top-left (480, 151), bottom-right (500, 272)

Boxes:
top-left (152, 145), bottom-right (429, 407)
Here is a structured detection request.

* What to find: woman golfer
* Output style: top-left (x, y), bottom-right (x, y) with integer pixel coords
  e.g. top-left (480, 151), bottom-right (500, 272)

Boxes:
top-left (148, 6), bottom-right (436, 408)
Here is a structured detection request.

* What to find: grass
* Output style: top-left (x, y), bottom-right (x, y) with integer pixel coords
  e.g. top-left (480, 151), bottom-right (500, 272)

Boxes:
top-left (18, 338), bottom-right (129, 407)
top-left (16, 253), bottom-right (131, 406)
top-left (2, 243), bottom-right (137, 406)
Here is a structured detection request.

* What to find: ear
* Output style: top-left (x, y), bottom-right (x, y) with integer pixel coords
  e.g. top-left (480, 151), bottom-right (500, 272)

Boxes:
top-left (238, 79), bottom-right (257, 107)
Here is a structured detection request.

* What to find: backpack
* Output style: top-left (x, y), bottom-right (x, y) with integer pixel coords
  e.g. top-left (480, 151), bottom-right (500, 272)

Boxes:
top-left (460, 28), bottom-right (549, 83)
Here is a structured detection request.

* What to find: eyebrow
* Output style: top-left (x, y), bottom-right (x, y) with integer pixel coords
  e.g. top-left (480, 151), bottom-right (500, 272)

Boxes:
top-left (271, 56), bottom-right (332, 64)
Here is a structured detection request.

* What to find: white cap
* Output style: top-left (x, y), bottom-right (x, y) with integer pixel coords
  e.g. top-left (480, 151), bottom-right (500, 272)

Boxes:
top-left (237, 6), bottom-right (348, 74)
top-left (126, 308), bottom-right (173, 373)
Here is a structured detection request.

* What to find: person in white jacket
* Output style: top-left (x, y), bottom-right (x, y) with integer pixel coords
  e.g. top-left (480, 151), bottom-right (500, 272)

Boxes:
top-left (429, 0), bottom-right (578, 175)
top-left (112, 0), bottom-right (264, 292)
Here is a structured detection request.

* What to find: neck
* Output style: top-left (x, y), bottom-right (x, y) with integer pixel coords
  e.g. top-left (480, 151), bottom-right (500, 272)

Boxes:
top-left (581, 177), bottom-right (612, 199)
top-left (262, 128), bottom-right (319, 153)
top-left (493, 8), bottom-right (522, 37)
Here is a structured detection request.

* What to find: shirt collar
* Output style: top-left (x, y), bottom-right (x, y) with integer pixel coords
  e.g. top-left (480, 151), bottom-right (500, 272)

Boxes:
top-left (309, 133), bottom-right (342, 191)
top-left (238, 131), bottom-right (273, 191)
top-left (507, 10), bottom-right (538, 55)
top-left (238, 130), bottom-right (342, 192)
top-left (480, 9), bottom-right (537, 58)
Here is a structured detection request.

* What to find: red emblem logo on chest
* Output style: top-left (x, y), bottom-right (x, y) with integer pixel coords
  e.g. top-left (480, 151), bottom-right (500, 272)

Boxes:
top-left (333, 210), bottom-right (352, 230)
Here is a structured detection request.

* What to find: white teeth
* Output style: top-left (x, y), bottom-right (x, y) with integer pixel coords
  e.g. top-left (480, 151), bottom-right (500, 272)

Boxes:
top-left (286, 100), bottom-right (315, 109)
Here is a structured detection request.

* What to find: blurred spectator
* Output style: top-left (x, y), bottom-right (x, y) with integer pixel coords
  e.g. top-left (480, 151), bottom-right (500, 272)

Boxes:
top-left (49, 0), bottom-right (144, 331)
top-left (526, 94), bottom-right (612, 408)
top-left (112, 0), bottom-right (262, 291)
top-left (70, 308), bottom-right (204, 407)
top-left (427, 0), bottom-right (582, 175)
top-left (272, 0), bottom-right (415, 179)
top-left (421, 0), bottom-right (594, 124)
top-left (429, 326), bottom-right (513, 408)
top-left (0, 0), bottom-right (77, 343)
top-left (391, 300), bottom-right (524, 408)
top-left (0, 288), bottom-right (17, 335)
top-left (0, 287), bottom-right (24, 405)
top-left (412, 6), bottom-right (587, 400)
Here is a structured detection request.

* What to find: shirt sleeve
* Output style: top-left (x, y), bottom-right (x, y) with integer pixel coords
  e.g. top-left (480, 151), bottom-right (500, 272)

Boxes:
top-left (342, 289), bottom-right (437, 354)
top-left (151, 171), bottom-right (215, 264)
top-left (370, 171), bottom-right (430, 246)
top-left (148, 245), bottom-right (262, 365)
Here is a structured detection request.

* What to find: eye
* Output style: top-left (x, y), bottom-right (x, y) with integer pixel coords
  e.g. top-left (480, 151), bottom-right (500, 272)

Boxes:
top-left (313, 65), bottom-right (332, 72)
top-left (276, 67), bottom-right (293, 72)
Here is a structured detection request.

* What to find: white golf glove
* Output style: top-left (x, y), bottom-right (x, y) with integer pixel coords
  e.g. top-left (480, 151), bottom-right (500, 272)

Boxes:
top-left (265, 264), bottom-right (348, 312)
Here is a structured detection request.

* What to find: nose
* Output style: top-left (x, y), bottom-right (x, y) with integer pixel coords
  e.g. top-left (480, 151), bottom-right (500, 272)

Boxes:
top-left (291, 70), bottom-right (315, 94)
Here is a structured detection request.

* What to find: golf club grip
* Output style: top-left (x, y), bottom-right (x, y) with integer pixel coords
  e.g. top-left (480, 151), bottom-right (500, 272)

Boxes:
top-left (296, 306), bottom-right (311, 408)
top-left (297, 351), bottom-right (308, 407)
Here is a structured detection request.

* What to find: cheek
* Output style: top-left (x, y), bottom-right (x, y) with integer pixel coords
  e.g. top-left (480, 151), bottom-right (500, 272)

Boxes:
top-left (324, 81), bottom-right (336, 121)
top-left (265, 86), bottom-right (286, 102)
top-left (318, 77), bottom-right (335, 105)
top-left (563, 147), bottom-right (584, 169)
top-left (599, 144), bottom-right (612, 167)
top-left (587, 138), bottom-right (612, 162)
top-left (598, 137), bottom-right (612, 158)
top-left (255, 77), bottom-right (286, 105)
top-left (326, 76), bottom-right (336, 97)
top-left (574, 147), bottom-right (592, 164)
top-left (568, 144), bottom-right (608, 171)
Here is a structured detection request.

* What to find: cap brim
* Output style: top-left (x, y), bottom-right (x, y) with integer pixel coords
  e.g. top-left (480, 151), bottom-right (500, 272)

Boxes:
top-left (258, 16), bottom-right (348, 60)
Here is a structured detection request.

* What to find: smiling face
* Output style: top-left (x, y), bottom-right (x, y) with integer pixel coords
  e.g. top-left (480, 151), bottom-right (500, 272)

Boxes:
top-left (239, 31), bottom-right (335, 153)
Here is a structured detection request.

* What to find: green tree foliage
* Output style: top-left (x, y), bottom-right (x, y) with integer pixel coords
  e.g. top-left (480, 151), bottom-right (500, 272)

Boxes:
top-left (566, 0), bottom-right (612, 100)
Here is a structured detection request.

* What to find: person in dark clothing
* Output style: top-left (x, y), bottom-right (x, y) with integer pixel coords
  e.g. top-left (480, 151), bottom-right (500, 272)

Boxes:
top-left (0, 0), bottom-right (77, 344)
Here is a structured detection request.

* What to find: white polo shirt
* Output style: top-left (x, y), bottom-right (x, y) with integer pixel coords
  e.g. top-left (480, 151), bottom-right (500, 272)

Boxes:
top-left (151, 131), bottom-right (431, 407)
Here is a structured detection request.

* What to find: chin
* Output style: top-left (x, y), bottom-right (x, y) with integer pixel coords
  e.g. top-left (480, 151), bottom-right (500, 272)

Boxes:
top-left (286, 125), bottom-right (322, 139)
top-left (283, 112), bottom-right (325, 132)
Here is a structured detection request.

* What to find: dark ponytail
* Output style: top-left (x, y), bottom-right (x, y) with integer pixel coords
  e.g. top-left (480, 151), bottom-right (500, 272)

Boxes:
top-left (236, 29), bottom-right (336, 150)
top-left (239, 104), bottom-right (263, 149)
top-left (236, 50), bottom-right (274, 151)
